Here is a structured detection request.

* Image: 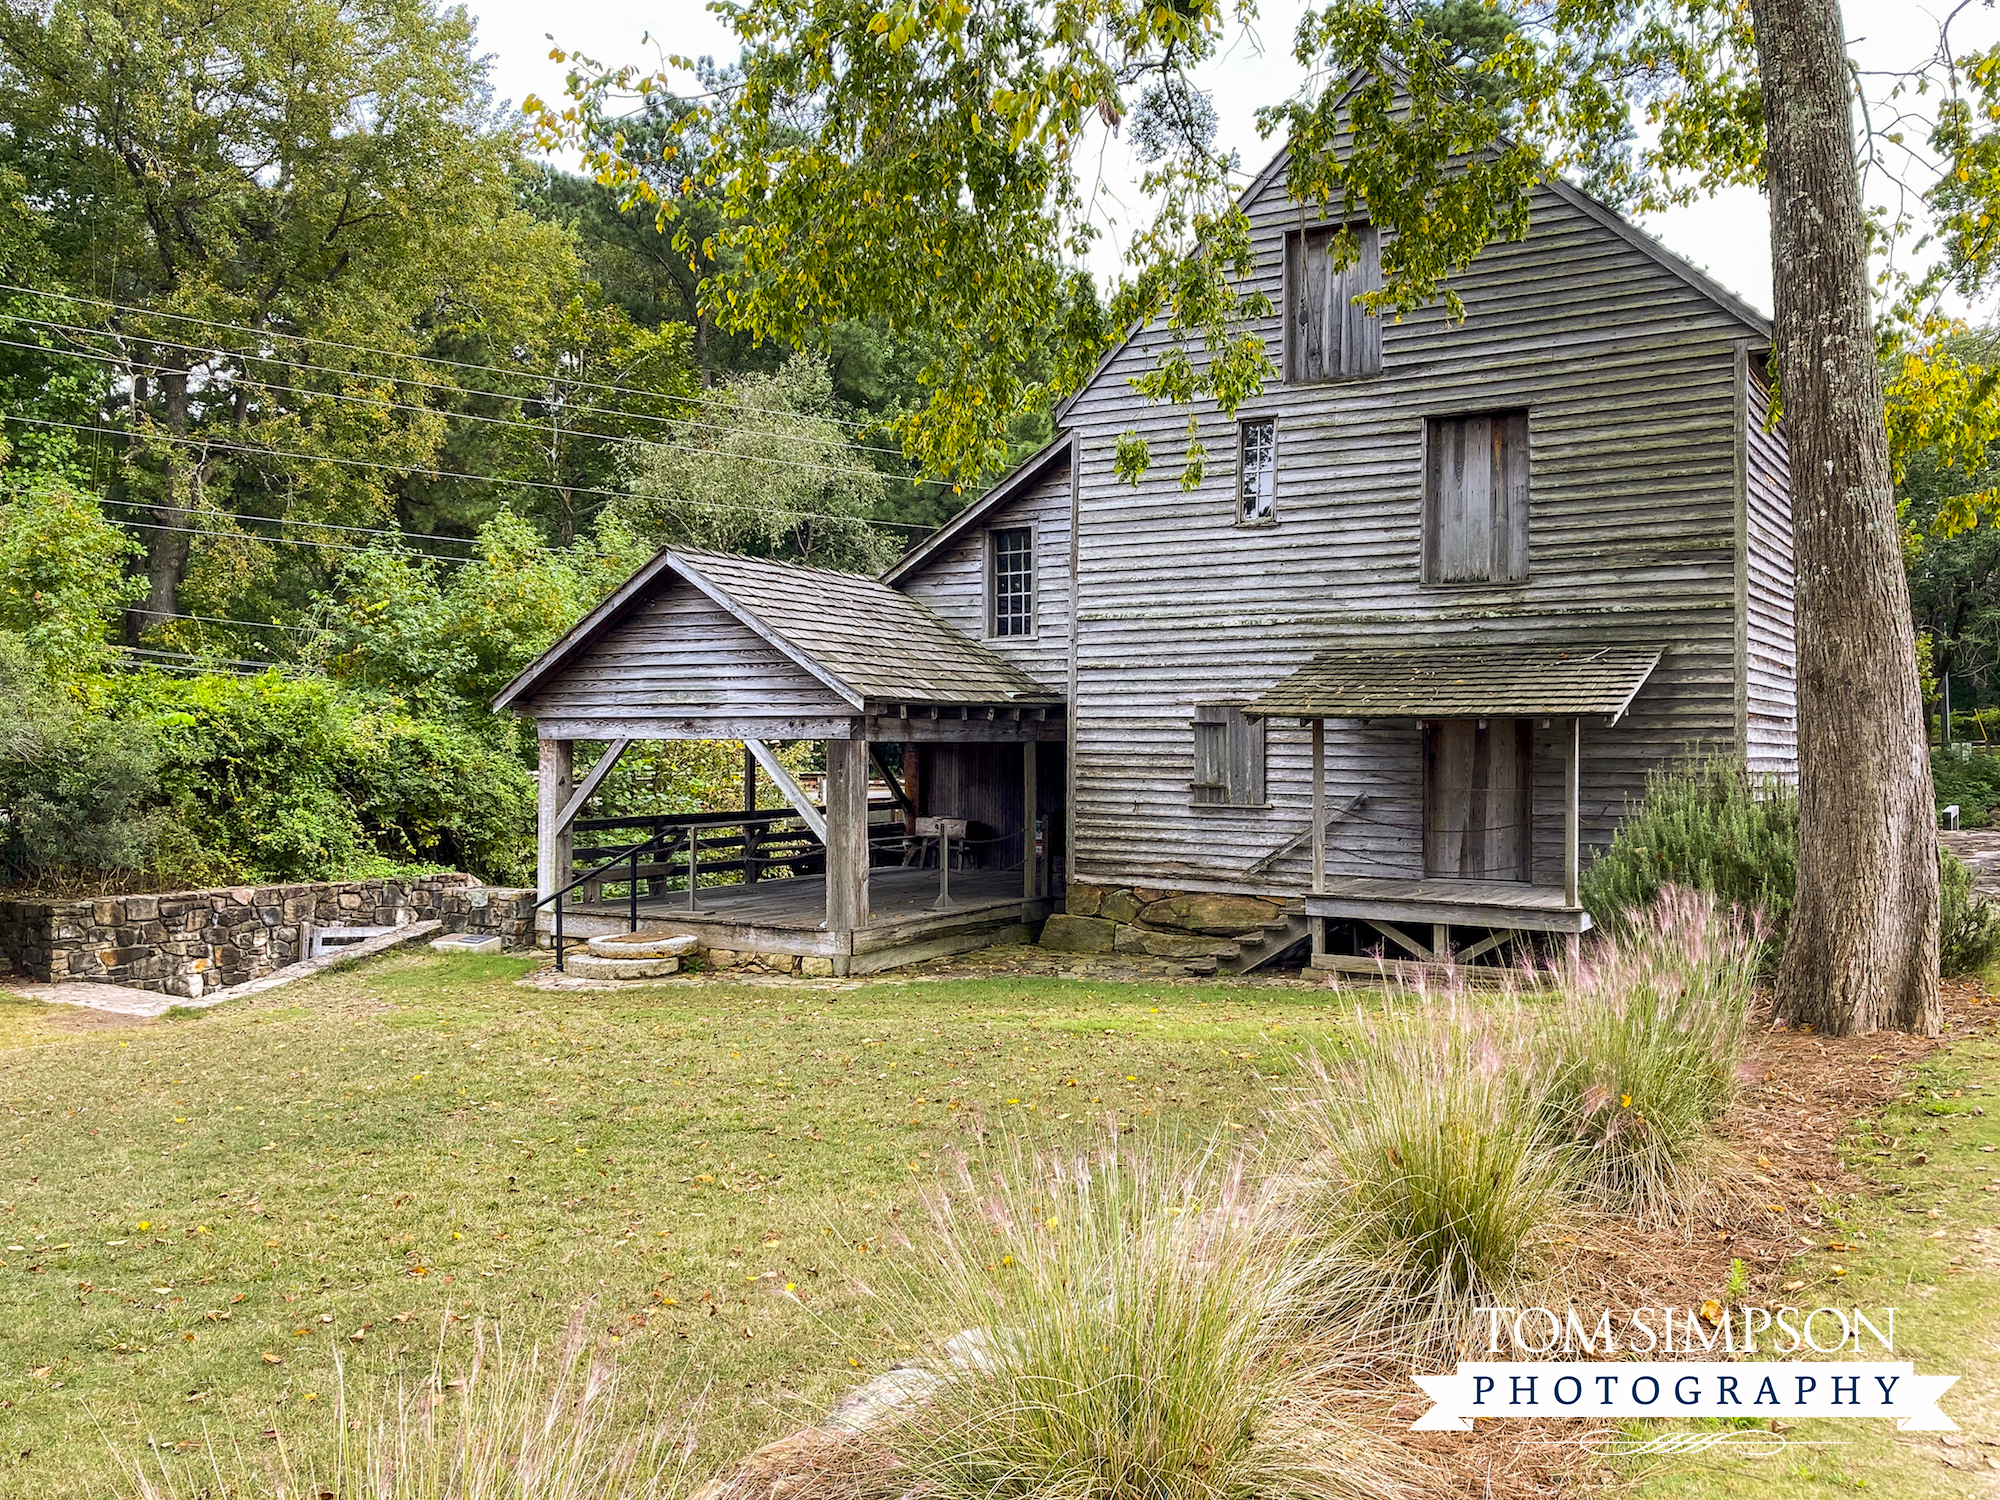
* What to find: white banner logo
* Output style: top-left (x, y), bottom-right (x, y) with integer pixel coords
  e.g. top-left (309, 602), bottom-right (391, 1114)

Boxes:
top-left (1411, 1361), bottom-right (1958, 1432)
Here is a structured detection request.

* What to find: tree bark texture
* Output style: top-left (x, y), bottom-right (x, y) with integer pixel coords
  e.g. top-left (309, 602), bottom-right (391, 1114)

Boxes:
top-left (1752, 0), bottom-right (1940, 1034)
top-left (134, 365), bottom-right (193, 632)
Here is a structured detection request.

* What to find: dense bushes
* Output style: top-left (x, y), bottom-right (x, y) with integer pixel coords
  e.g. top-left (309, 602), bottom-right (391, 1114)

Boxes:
top-left (1931, 745), bottom-right (2000, 827)
top-left (1584, 755), bottom-right (1998, 977)
top-left (0, 655), bottom-right (536, 890)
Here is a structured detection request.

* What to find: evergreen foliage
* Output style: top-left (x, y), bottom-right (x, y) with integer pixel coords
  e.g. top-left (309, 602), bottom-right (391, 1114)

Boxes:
top-left (1586, 756), bottom-right (1994, 977)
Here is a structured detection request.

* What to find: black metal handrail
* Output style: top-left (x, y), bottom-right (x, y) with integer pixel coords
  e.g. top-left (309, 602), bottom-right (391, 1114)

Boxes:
top-left (530, 825), bottom-right (689, 972)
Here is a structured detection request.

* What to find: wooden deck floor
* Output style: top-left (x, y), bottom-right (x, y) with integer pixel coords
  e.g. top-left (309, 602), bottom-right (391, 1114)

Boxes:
top-left (1304, 875), bottom-right (1589, 933)
top-left (551, 866), bottom-right (1048, 973)
top-left (570, 865), bottom-right (1028, 931)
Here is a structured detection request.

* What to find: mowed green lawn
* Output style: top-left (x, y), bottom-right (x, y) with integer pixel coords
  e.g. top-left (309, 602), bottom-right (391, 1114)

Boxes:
top-left (0, 950), bottom-right (1346, 1498)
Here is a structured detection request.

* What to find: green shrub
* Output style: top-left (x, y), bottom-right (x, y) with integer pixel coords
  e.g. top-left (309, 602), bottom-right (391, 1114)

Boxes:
top-left (0, 636), bottom-right (165, 884)
top-left (1539, 886), bottom-right (1757, 1213)
top-left (1582, 758), bottom-right (1795, 956)
top-left (887, 1138), bottom-right (1402, 1500)
top-left (1941, 850), bottom-right (2000, 977)
top-left (1586, 753), bottom-right (1995, 980)
top-left (1287, 1009), bottom-right (1567, 1357)
top-left (2, 655), bottom-right (537, 891)
top-left (1931, 746), bottom-right (2000, 827)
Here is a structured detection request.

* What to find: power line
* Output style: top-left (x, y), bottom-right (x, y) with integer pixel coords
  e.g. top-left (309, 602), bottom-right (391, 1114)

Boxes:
top-left (0, 328), bottom-right (943, 496)
top-left (3, 412), bottom-right (933, 537)
top-left (0, 281), bottom-right (937, 463)
top-left (111, 513), bottom-right (471, 563)
top-left (1, 310), bottom-right (934, 471)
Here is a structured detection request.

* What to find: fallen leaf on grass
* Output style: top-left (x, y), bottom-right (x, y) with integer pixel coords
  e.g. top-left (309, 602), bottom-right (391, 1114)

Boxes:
top-left (261, 1353), bottom-right (283, 1365)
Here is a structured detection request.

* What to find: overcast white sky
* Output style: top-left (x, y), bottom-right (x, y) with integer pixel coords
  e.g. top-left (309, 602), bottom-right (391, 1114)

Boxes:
top-left (471, 0), bottom-right (2000, 322)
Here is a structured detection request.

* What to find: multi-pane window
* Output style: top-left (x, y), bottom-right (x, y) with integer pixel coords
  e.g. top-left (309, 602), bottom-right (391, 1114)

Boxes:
top-left (1190, 704), bottom-right (1266, 807)
top-left (1286, 223), bottom-right (1382, 382)
top-left (988, 526), bottom-right (1034, 637)
top-left (1238, 418), bottom-right (1276, 522)
top-left (1423, 411), bottom-right (1531, 585)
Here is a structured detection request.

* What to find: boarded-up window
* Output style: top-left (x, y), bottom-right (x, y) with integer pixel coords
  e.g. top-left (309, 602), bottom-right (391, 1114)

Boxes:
top-left (1191, 704), bottom-right (1266, 806)
top-left (1423, 411), bottom-right (1530, 584)
top-left (1285, 224), bottom-right (1381, 382)
top-left (1239, 417), bottom-right (1276, 521)
top-left (988, 526), bottom-right (1034, 636)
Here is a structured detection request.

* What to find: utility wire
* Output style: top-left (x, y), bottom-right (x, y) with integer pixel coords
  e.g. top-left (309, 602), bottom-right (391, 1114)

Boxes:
top-left (0, 282), bottom-right (935, 459)
top-left (3, 412), bottom-right (935, 538)
top-left (0, 313), bottom-right (935, 472)
top-left (0, 331), bottom-right (942, 497)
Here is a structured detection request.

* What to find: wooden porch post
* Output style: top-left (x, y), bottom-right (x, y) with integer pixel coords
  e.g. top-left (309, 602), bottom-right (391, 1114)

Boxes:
top-left (823, 738), bottom-right (871, 965)
top-left (536, 737), bottom-right (575, 906)
top-left (742, 745), bottom-right (760, 884)
top-left (1564, 717), bottom-right (1582, 907)
top-left (1023, 741), bottom-right (1039, 899)
top-left (1310, 717), bottom-right (1327, 959)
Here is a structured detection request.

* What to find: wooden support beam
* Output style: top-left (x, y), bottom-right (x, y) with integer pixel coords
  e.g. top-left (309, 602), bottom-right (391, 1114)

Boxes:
top-left (1564, 717), bottom-right (1581, 908)
top-left (867, 746), bottom-right (915, 814)
top-left (1365, 919), bottom-right (1433, 961)
top-left (1456, 930), bottom-right (1513, 963)
top-left (1310, 719), bottom-right (1328, 895)
top-left (823, 738), bottom-right (871, 943)
top-left (556, 738), bottom-right (629, 830)
top-left (536, 738), bottom-right (574, 903)
top-left (744, 739), bottom-right (827, 842)
top-left (1022, 741), bottom-right (1038, 899)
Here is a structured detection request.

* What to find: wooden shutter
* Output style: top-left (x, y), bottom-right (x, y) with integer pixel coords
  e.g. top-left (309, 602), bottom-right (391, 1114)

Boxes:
top-left (1424, 411), bottom-right (1529, 583)
top-left (1287, 225), bottom-right (1380, 382)
top-left (1191, 705), bottom-right (1265, 805)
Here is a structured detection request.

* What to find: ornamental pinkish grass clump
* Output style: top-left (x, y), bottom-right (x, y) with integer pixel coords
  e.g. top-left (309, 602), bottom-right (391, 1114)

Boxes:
top-left (1538, 884), bottom-right (1761, 1215)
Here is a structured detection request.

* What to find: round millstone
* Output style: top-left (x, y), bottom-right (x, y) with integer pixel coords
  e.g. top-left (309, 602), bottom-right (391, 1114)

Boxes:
top-left (586, 932), bottom-right (700, 959)
top-left (564, 952), bottom-right (681, 980)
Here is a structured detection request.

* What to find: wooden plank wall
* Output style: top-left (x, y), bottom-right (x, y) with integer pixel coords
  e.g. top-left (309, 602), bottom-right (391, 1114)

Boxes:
top-left (1744, 367), bottom-right (1799, 778)
top-left (1057, 166), bottom-right (1766, 893)
top-left (518, 577), bottom-right (851, 732)
top-left (897, 459), bottom-right (1073, 693)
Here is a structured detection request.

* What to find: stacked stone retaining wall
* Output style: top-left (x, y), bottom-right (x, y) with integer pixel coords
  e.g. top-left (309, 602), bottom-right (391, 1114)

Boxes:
top-left (0, 875), bottom-right (536, 997)
top-left (1038, 882), bottom-right (1291, 958)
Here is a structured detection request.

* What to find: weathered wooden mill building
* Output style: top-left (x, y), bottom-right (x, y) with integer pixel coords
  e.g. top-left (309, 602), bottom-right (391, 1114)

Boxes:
top-left (495, 141), bottom-right (1793, 978)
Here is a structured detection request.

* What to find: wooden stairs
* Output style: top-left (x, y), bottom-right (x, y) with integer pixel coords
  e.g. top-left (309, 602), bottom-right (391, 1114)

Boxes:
top-left (1216, 905), bottom-right (1312, 975)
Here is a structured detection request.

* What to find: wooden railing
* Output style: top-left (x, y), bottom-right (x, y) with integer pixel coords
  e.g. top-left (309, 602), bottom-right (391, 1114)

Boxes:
top-left (568, 801), bottom-right (905, 904)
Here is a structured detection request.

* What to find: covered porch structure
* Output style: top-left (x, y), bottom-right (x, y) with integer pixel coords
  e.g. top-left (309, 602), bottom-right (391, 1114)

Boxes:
top-left (492, 549), bottom-right (1065, 975)
top-left (1245, 643), bottom-right (1662, 979)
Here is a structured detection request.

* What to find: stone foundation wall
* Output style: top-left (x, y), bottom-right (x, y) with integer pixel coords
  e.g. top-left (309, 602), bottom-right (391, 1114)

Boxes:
top-left (0, 875), bottom-right (538, 998)
top-left (1039, 882), bottom-right (1290, 959)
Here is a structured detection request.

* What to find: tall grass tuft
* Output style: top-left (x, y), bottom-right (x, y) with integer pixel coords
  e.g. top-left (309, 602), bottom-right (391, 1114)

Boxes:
top-left (1284, 1002), bottom-right (1568, 1361)
top-left (882, 1135), bottom-right (1413, 1500)
top-left (1538, 885), bottom-right (1759, 1214)
top-left (116, 1305), bottom-right (700, 1500)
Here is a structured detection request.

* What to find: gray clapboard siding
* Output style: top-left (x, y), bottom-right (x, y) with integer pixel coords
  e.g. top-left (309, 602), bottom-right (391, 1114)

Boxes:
top-left (1056, 165), bottom-right (1764, 892)
top-left (518, 578), bottom-right (852, 731)
top-left (1744, 367), bottom-right (1798, 777)
top-left (897, 457), bottom-right (1073, 692)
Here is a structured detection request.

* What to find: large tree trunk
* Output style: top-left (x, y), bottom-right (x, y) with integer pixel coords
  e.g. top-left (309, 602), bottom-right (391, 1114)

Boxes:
top-left (1752, 0), bottom-right (1940, 1035)
top-left (132, 365), bottom-right (192, 633)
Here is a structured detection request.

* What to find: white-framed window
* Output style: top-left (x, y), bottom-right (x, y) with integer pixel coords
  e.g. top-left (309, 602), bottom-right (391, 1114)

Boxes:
top-left (1238, 417), bottom-right (1276, 523)
top-left (1190, 703), bottom-right (1266, 807)
top-left (1285, 223), bottom-right (1382, 382)
top-left (988, 525), bottom-right (1035, 637)
top-left (1423, 410), bottom-right (1531, 585)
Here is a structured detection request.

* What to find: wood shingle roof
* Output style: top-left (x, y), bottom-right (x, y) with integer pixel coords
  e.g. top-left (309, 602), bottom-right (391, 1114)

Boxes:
top-left (492, 547), bottom-right (1059, 715)
top-left (1246, 644), bottom-right (1662, 723)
